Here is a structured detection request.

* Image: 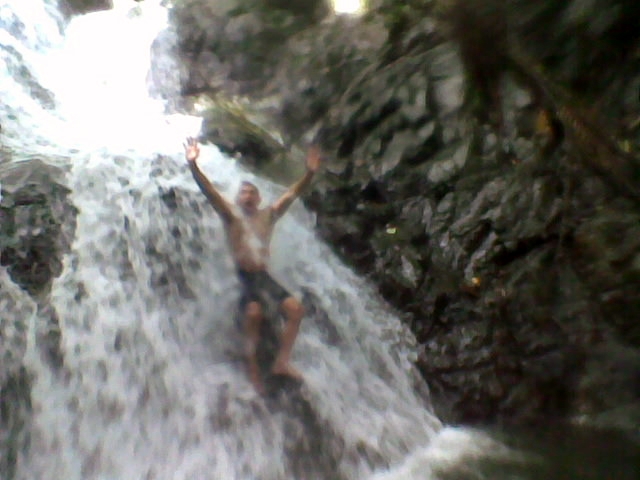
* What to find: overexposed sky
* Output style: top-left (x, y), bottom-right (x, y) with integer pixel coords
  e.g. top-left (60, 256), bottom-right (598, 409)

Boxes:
top-left (333, 0), bottom-right (364, 14)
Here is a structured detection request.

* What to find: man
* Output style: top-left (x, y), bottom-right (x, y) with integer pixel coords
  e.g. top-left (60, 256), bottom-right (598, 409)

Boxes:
top-left (184, 137), bottom-right (321, 394)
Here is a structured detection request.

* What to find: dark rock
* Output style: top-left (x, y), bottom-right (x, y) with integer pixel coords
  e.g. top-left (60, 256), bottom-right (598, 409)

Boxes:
top-left (0, 158), bottom-right (77, 295)
top-left (60, 0), bottom-right (113, 17)
top-left (166, 0), bottom-right (333, 98)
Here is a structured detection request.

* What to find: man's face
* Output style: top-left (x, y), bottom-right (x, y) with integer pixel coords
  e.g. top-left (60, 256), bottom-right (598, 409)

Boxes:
top-left (236, 184), bottom-right (261, 213)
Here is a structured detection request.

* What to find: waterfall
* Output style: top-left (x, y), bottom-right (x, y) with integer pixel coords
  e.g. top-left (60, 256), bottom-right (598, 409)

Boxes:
top-left (1, 1), bottom-right (527, 479)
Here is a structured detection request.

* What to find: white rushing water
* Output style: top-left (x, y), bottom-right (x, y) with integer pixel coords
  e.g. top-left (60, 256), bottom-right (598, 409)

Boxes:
top-left (1, 1), bottom-right (527, 479)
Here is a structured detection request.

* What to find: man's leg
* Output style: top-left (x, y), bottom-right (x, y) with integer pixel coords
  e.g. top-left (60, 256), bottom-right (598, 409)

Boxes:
top-left (243, 301), bottom-right (265, 394)
top-left (272, 296), bottom-right (304, 380)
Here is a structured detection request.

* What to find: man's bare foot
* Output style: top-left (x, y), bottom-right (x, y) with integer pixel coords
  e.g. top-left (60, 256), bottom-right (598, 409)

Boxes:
top-left (251, 378), bottom-right (265, 396)
top-left (271, 361), bottom-right (304, 381)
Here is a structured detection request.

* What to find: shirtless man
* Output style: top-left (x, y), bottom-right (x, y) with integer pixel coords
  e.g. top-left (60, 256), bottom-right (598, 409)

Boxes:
top-left (184, 138), bottom-right (321, 394)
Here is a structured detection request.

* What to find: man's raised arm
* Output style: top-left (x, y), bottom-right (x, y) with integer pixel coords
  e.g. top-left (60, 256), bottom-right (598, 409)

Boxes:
top-left (271, 146), bottom-right (321, 219)
top-left (184, 137), bottom-right (234, 223)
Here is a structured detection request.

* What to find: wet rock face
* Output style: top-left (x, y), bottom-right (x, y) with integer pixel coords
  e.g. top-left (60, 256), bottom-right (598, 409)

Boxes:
top-left (165, 0), bottom-right (332, 98)
top-left (309, 30), bottom-right (640, 425)
top-left (308, 2), bottom-right (640, 427)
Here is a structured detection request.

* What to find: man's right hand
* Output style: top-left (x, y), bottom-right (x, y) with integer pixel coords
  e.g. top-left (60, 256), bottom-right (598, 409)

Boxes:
top-left (184, 137), bottom-right (200, 163)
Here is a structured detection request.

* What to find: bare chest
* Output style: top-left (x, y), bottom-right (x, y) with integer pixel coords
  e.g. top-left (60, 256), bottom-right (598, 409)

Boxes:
top-left (228, 209), bottom-right (274, 244)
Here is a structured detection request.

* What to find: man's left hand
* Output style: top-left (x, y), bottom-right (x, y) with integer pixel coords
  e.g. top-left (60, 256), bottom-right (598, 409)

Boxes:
top-left (306, 145), bottom-right (321, 173)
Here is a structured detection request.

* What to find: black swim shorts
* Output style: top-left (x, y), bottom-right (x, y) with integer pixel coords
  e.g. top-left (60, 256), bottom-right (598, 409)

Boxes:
top-left (237, 269), bottom-right (292, 317)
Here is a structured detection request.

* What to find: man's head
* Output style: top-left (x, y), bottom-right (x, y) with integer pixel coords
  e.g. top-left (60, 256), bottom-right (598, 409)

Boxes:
top-left (236, 181), bottom-right (261, 214)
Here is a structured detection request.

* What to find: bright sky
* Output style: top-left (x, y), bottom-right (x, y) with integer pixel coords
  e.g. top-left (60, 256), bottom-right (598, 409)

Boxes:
top-left (333, 0), bottom-right (364, 14)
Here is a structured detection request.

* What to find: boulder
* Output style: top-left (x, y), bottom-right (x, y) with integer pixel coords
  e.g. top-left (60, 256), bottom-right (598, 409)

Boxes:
top-left (0, 158), bottom-right (77, 295)
top-left (60, 0), bottom-right (114, 17)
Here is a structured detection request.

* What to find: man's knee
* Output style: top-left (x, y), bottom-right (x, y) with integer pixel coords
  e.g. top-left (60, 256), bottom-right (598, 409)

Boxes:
top-left (281, 296), bottom-right (304, 318)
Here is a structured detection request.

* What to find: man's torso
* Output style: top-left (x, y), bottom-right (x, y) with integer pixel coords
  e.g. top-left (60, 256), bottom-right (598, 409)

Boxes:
top-left (225, 207), bottom-right (275, 271)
